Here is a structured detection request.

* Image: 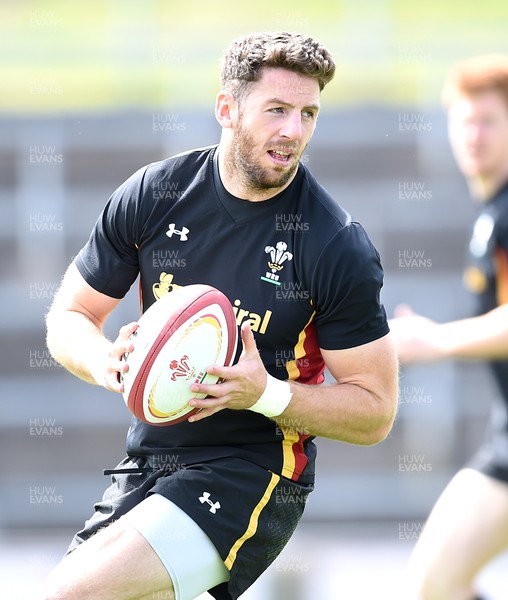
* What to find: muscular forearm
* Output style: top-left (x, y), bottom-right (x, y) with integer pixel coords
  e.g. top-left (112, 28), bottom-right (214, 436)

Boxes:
top-left (279, 379), bottom-right (397, 445)
top-left (46, 309), bottom-right (113, 386)
top-left (45, 263), bottom-right (135, 393)
top-left (188, 325), bottom-right (398, 443)
top-left (432, 307), bottom-right (508, 360)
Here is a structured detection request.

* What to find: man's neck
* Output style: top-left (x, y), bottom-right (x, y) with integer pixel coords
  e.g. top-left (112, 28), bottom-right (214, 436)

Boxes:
top-left (468, 171), bottom-right (508, 202)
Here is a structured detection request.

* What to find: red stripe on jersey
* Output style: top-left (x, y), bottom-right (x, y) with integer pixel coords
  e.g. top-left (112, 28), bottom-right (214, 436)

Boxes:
top-left (139, 277), bottom-right (144, 314)
top-left (281, 312), bottom-right (325, 481)
top-left (494, 245), bottom-right (508, 306)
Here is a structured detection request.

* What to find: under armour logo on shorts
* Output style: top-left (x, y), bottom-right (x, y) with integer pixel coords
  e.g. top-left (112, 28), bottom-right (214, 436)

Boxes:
top-left (199, 491), bottom-right (221, 514)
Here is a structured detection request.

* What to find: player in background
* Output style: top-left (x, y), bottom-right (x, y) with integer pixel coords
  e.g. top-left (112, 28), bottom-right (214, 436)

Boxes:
top-left (40, 32), bottom-right (398, 600)
top-left (390, 55), bottom-right (508, 600)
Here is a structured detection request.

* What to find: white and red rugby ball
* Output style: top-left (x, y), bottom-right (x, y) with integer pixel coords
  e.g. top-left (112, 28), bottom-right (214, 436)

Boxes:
top-left (121, 284), bottom-right (238, 426)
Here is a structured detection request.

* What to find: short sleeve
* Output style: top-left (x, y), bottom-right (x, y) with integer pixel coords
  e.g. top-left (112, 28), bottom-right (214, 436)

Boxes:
top-left (74, 165), bottom-right (148, 299)
top-left (312, 222), bottom-right (389, 350)
top-left (495, 209), bottom-right (508, 252)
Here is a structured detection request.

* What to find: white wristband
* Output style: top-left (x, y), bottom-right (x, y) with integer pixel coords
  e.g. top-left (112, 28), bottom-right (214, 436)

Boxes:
top-left (249, 374), bottom-right (293, 418)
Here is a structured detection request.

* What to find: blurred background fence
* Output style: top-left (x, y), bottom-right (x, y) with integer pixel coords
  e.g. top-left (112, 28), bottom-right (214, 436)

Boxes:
top-left (2, 1), bottom-right (508, 597)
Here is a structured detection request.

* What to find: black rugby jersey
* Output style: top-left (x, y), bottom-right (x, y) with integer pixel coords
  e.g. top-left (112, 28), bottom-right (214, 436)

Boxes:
top-left (75, 145), bottom-right (389, 484)
top-left (464, 182), bottom-right (508, 437)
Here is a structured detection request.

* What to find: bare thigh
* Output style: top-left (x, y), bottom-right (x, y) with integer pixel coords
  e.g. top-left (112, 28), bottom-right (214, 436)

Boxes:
top-left (409, 468), bottom-right (508, 600)
top-left (38, 516), bottom-right (174, 600)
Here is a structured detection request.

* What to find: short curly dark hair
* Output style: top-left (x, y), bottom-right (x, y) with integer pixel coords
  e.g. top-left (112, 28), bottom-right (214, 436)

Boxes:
top-left (220, 31), bottom-right (335, 101)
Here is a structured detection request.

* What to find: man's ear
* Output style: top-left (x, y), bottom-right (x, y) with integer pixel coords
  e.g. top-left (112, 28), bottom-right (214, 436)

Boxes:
top-left (215, 90), bottom-right (237, 129)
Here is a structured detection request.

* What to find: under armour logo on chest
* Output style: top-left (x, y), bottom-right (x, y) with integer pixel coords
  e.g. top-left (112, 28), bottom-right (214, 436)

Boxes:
top-left (166, 223), bottom-right (189, 241)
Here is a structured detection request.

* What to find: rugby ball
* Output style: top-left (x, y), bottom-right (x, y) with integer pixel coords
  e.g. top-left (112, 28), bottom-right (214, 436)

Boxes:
top-left (121, 285), bottom-right (238, 426)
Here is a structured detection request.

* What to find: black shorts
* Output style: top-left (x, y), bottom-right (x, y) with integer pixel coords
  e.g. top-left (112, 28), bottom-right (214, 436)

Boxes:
top-left (468, 430), bottom-right (508, 483)
top-left (67, 455), bottom-right (313, 600)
